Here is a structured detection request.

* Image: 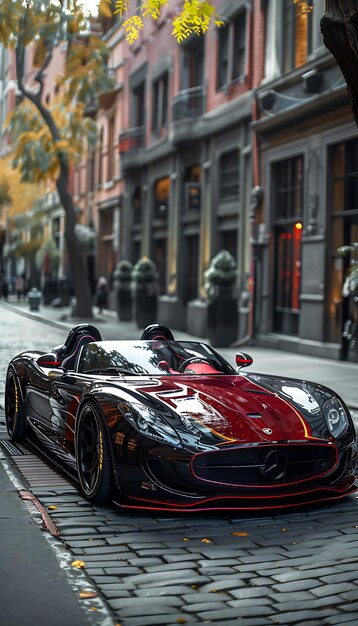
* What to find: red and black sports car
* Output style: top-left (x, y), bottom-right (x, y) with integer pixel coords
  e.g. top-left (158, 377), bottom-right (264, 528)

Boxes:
top-left (5, 323), bottom-right (357, 512)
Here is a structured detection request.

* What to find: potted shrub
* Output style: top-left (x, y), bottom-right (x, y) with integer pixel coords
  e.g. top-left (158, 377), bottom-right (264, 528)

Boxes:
top-left (113, 260), bottom-right (133, 321)
top-left (204, 249), bottom-right (238, 347)
top-left (131, 257), bottom-right (159, 328)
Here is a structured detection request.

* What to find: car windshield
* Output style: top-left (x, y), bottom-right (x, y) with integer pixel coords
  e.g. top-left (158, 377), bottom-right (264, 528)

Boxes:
top-left (77, 340), bottom-right (235, 375)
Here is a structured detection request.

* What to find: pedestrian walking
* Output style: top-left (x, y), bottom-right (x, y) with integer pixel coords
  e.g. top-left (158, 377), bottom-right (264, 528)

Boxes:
top-left (96, 276), bottom-right (108, 314)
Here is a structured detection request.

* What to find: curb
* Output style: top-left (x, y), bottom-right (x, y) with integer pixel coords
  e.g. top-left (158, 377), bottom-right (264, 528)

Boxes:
top-left (1, 301), bottom-right (71, 331)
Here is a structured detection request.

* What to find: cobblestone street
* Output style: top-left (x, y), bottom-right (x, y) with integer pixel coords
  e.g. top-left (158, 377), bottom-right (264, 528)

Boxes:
top-left (1, 303), bottom-right (358, 626)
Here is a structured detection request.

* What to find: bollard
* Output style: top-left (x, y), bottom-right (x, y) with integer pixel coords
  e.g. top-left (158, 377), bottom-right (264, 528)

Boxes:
top-left (28, 287), bottom-right (42, 311)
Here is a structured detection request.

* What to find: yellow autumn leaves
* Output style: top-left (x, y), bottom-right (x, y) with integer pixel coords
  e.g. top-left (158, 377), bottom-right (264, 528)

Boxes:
top-left (100, 0), bottom-right (224, 45)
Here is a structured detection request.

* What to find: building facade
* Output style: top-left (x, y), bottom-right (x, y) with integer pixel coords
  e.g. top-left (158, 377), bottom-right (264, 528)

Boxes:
top-left (253, 0), bottom-right (358, 361)
top-left (111, 0), bottom-right (256, 337)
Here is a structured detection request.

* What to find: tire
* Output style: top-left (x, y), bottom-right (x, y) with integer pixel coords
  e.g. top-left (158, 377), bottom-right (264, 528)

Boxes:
top-left (75, 402), bottom-right (115, 504)
top-left (5, 368), bottom-right (27, 442)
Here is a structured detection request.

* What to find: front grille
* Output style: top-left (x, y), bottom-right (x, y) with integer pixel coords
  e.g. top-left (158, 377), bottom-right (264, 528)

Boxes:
top-left (191, 443), bottom-right (337, 487)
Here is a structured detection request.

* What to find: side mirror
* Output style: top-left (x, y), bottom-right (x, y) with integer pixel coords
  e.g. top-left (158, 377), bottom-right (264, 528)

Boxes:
top-left (158, 360), bottom-right (170, 372)
top-left (37, 353), bottom-right (62, 368)
top-left (236, 352), bottom-right (253, 369)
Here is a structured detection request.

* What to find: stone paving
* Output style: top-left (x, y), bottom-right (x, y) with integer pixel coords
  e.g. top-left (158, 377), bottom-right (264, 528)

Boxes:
top-left (1, 303), bottom-right (358, 625)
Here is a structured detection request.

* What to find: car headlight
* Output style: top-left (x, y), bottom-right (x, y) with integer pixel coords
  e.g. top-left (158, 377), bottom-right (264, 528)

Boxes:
top-left (323, 396), bottom-right (348, 438)
top-left (118, 401), bottom-right (181, 445)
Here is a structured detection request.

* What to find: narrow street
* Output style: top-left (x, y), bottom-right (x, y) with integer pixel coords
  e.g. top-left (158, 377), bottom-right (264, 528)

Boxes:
top-left (1, 304), bottom-right (358, 626)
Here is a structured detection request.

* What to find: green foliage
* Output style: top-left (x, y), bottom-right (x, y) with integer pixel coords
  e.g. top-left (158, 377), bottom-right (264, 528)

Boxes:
top-left (6, 99), bottom-right (96, 183)
top-left (204, 249), bottom-right (237, 294)
top-left (132, 257), bottom-right (159, 285)
top-left (35, 237), bottom-right (61, 272)
top-left (61, 36), bottom-right (115, 105)
top-left (114, 259), bottom-right (133, 288)
top-left (338, 243), bottom-right (358, 296)
top-left (0, 0), bottom-right (112, 185)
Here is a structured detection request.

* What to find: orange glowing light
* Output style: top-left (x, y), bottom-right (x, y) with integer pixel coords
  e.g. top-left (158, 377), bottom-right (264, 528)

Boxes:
top-left (295, 222), bottom-right (303, 230)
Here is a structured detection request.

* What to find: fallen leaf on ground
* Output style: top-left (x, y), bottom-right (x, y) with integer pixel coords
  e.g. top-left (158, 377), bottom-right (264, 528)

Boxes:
top-left (48, 505), bottom-right (58, 510)
top-left (182, 537), bottom-right (190, 541)
top-left (71, 560), bottom-right (85, 569)
top-left (201, 538), bottom-right (212, 543)
top-left (79, 590), bottom-right (97, 599)
top-left (176, 619), bottom-right (187, 624)
top-left (232, 531), bottom-right (249, 537)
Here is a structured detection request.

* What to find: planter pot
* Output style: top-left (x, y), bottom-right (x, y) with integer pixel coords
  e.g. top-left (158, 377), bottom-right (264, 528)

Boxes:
top-left (117, 287), bottom-right (133, 321)
top-left (207, 294), bottom-right (238, 347)
top-left (43, 279), bottom-right (58, 305)
top-left (134, 288), bottom-right (158, 328)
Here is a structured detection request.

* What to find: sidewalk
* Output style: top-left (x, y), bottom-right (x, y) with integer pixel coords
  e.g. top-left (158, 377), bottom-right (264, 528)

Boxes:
top-left (0, 454), bottom-right (99, 626)
top-left (2, 295), bottom-right (358, 408)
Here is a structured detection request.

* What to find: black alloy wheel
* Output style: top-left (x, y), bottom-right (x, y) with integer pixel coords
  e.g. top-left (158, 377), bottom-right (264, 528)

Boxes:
top-left (5, 369), bottom-right (27, 442)
top-left (76, 402), bottom-right (114, 503)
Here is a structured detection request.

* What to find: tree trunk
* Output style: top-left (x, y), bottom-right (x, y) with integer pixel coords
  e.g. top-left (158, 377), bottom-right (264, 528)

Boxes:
top-left (57, 171), bottom-right (93, 318)
top-left (321, 1), bottom-right (358, 127)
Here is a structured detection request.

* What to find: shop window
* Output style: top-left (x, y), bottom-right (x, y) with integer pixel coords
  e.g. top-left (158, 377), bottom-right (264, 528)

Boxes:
top-left (132, 186), bottom-right (142, 224)
top-left (219, 150), bottom-right (240, 200)
top-left (282, 0), bottom-right (313, 73)
top-left (272, 156), bottom-right (303, 334)
top-left (153, 237), bottom-right (167, 294)
top-left (154, 176), bottom-right (170, 217)
top-left (217, 10), bottom-right (246, 89)
top-left (184, 164), bottom-right (202, 211)
top-left (152, 72), bottom-right (169, 132)
top-left (183, 234), bottom-right (199, 302)
top-left (327, 139), bottom-right (358, 349)
top-left (219, 230), bottom-right (237, 263)
top-left (275, 156), bottom-right (303, 220)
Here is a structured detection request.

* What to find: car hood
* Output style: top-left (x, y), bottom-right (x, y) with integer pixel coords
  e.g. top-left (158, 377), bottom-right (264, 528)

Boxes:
top-left (126, 374), bottom-right (313, 444)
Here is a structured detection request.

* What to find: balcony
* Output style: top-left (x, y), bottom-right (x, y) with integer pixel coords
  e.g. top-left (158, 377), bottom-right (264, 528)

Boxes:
top-left (118, 126), bottom-right (145, 155)
top-left (172, 86), bottom-right (204, 121)
top-left (170, 86), bottom-right (205, 144)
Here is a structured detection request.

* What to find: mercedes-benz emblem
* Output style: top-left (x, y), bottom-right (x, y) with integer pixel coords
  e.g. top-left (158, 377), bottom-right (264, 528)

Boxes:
top-left (262, 428), bottom-right (273, 435)
top-left (261, 450), bottom-right (288, 480)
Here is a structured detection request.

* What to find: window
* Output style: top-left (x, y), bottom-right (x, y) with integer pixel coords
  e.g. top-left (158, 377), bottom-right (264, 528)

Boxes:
top-left (232, 12), bottom-right (246, 80)
top-left (97, 128), bottom-right (104, 187)
top-left (154, 177), bottom-right (170, 216)
top-left (88, 149), bottom-right (95, 193)
top-left (152, 73), bottom-right (169, 132)
top-left (107, 117), bottom-right (115, 181)
top-left (182, 39), bottom-right (204, 89)
top-left (272, 156), bottom-right (303, 334)
top-left (282, 0), bottom-right (313, 73)
top-left (219, 150), bottom-right (240, 200)
top-left (275, 156), bottom-right (303, 220)
top-left (217, 26), bottom-right (229, 89)
top-left (132, 81), bottom-right (145, 127)
top-left (216, 11), bottom-right (246, 89)
top-left (132, 186), bottom-right (142, 224)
